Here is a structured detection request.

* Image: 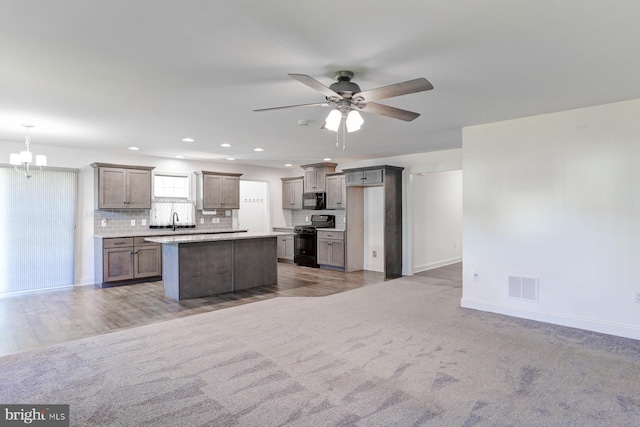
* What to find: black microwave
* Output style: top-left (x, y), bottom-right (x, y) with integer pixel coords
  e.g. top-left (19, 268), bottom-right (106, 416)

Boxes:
top-left (302, 192), bottom-right (326, 210)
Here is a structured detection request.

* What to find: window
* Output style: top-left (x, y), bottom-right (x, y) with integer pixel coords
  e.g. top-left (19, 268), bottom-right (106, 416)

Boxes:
top-left (153, 173), bottom-right (191, 199)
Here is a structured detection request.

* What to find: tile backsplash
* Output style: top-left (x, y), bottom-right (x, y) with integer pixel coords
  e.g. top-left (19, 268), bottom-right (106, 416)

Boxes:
top-left (95, 208), bottom-right (346, 236)
top-left (94, 208), bottom-right (234, 236)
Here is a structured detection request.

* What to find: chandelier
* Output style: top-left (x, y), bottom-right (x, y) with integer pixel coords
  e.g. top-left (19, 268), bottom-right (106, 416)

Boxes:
top-left (9, 125), bottom-right (47, 179)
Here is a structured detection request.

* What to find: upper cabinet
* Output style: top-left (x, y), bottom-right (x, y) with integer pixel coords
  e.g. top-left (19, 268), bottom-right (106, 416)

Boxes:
top-left (301, 162), bottom-right (336, 193)
top-left (282, 177), bottom-right (304, 210)
top-left (326, 172), bottom-right (346, 210)
top-left (345, 168), bottom-right (384, 186)
top-left (195, 171), bottom-right (242, 210)
top-left (92, 163), bottom-right (154, 209)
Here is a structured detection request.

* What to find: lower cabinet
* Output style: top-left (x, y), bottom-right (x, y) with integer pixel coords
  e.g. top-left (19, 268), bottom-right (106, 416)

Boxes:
top-left (98, 237), bottom-right (162, 287)
top-left (276, 233), bottom-right (294, 261)
top-left (317, 230), bottom-right (345, 269)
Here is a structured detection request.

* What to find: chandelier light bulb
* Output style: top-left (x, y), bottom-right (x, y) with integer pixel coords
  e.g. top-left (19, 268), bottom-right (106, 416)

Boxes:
top-left (324, 109), bottom-right (342, 132)
top-left (345, 110), bottom-right (364, 132)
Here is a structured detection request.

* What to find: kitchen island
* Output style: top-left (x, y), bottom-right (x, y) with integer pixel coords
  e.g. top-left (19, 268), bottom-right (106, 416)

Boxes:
top-left (145, 232), bottom-right (286, 300)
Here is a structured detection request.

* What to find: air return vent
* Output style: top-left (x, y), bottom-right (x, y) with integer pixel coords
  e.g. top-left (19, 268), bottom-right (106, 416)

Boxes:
top-left (508, 275), bottom-right (539, 302)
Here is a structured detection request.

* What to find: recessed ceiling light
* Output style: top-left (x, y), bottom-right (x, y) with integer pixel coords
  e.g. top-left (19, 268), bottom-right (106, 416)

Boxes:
top-left (221, 143), bottom-right (231, 147)
top-left (128, 146), bottom-right (139, 151)
top-left (227, 157), bottom-right (235, 161)
top-left (297, 120), bottom-right (309, 126)
top-left (254, 148), bottom-right (264, 152)
top-left (323, 158), bottom-right (331, 161)
top-left (175, 155), bottom-right (184, 159)
top-left (285, 163), bottom-right (293, 167)
top-left (181, 138), bottom-right (194, 142)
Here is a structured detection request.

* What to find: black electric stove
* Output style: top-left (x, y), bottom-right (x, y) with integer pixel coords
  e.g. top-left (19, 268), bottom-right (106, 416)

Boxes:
top-left (294, 214), bottom-right (335, 268)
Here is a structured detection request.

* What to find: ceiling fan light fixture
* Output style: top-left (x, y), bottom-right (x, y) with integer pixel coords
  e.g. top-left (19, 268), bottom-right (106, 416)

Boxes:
top-left (346, 110), bottom-right (364, 132)
top-left (324, 109), bottom-right (342, 132)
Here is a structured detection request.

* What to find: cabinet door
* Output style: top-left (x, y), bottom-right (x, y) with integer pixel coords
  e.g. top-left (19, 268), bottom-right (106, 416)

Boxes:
top-left (277, 236), bottom-right (287, 258)
top-left (292, 179), bottom-right (303, 209)
top-left (330, 239), bottom-right (345, 267)
top-left (317, 239), bottom-right (331, 265)
top-left (222, 176), bottom-right (240, 209)
top-left (99, 168), bottom-right (127, 208)
top-left (326, 175), bottom-right (345, 209)
top-left (284, 235), bottom-right (294, 259)
top-left (127, 169), bottom-right (152, 209)
top-left (103, 247), bottom-right (134, 282)
top-left (134, 244), bottom-right (162, 278)
top-left (282, 181), bottom-right (294, 209)
top-left (202, 174), bottom-right (224, 209)
top-left (314, 169), bottom-right (326, 192)
top-left (345, 171), bottom-right (364, 186)
top-left (363, 169), bottom-right (383, 185)
top-left (304, 169), bottom-right (317, 192)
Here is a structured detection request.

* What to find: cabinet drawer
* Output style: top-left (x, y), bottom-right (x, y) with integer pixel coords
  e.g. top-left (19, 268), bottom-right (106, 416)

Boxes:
top-left (103, 237), bottom-right (134, 249)
top-left (317, 230), bottom-right (344, 240)
top-left (134, 237), bottom-right (160, 246)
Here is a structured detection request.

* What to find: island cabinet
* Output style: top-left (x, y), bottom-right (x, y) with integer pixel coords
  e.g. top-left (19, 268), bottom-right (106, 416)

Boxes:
top-left (326, 172), bottom-right (346, 209)
top-left (196, 171), bottom-right (242, 210)
top-left (317, 229), bottom-right (345, 269)
top-left (342, 165), bottom-right (404, 279)
top-left (301, 162), bottom-right (337, 193)
top-left (96, 237), bottom-right (162, 287)
top-left (91, 163), bottom-right (154, 209)
top-left (147, 233), bottom-right (279, 300)
top-left (281, 177), bottom-right (303, 209)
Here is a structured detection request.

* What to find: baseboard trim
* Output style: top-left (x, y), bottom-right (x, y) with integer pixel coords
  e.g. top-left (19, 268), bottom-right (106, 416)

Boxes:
top-left (414, 257), bottom-right (462, 274)
top-left (460, 297), bottom-right (640, 341)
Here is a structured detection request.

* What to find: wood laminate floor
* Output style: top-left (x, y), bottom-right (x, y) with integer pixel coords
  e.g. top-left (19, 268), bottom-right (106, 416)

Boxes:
top-left (0, 262), bottom-right (461, 357)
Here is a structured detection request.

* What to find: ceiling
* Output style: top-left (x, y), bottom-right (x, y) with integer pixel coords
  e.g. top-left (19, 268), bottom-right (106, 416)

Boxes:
top-left (2, 1), bottom-right (640, 169)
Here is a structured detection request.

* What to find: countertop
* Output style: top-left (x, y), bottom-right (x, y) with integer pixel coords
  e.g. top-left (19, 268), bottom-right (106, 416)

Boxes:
top-left (94, 229), bottom-right (248, 239)
top-left (145, 231), bottom-right (290, 244)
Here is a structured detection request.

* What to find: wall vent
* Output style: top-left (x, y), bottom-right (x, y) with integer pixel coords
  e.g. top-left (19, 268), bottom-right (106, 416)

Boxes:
top-left (508, 275), bottom-right (539, 302)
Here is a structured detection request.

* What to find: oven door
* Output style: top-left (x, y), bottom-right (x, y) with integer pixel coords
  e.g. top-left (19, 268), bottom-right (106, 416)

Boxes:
top-left (294, 231), bottom-right (319, 267)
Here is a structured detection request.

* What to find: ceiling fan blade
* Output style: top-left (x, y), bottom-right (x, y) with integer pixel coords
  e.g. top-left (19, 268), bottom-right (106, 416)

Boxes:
top-left (359, 102), bottom-right (421, 121)
top-left (354, 78), bottom-right (433, 102)
top-left (288, 74), bottom-right (343, 100)
top-left (253, 102), bottom-right (329, 112)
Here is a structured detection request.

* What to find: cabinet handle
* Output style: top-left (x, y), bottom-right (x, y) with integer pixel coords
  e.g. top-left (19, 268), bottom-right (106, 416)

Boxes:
top-left (114, 242), bottom-right (126, 245)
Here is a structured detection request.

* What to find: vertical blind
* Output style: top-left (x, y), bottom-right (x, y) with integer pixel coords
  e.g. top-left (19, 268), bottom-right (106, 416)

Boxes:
top-left (0, 165), bottom-right (78, 294)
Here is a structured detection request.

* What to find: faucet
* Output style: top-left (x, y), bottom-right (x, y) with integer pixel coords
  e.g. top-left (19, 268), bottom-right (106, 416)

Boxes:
top-left (172, 212), bottom-right (179, 231)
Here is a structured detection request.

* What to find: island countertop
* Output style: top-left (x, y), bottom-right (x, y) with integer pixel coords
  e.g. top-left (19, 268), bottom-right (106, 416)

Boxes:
top-left (145, 231), bottom-right (290, 245)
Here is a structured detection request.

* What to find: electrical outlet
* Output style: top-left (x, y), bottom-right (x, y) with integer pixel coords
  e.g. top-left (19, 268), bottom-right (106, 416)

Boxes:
top-left (101, 219), bottom-right (107, 227)
top-left (200, 218), bottom-right (204, 224)
top-left (212, 217), bottom-right (216, 223)
top-left (141, 219), bottom-right (146, 226)
top-left (473, 271), bottom-right (479, 282)
top-left (634, 291), bottom-right (640, 304)
top-left (372, 251), bottom-right (377, 258)
top-left (130, 219), bottom-right (136, 226)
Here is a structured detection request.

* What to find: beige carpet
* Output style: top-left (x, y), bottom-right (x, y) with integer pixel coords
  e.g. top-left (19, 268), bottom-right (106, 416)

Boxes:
top-left (2, 273), bottom-right (640, 426)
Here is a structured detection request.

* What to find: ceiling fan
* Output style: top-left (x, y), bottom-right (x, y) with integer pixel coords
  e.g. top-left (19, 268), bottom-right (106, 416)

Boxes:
top-left (254, 71), bottom-right (433, 149)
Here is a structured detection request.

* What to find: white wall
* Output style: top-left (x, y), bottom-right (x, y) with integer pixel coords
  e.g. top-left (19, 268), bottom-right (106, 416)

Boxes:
top-left (462, 98), bottom-right (640, 340)
top-left (412, 170), bottom-right (463, 272)
top-left (363, 186), bottom-right (384, 272)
